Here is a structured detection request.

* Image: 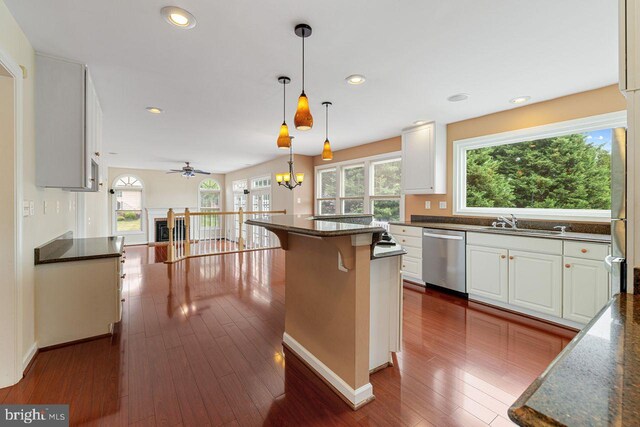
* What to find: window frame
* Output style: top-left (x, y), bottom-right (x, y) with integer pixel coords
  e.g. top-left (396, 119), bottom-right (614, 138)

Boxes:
top-left (453, 111), bottom-right (626, 222)
top-left (112, 174), bottom-right (145, 235)
top-left (198, 178), bottom-right (222, 213)
top-left (314, 151), bottom-right (403, 222)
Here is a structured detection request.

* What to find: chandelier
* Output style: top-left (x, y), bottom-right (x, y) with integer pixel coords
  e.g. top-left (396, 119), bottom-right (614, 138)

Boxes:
top-left (275, 137), bottom-right (304, 190)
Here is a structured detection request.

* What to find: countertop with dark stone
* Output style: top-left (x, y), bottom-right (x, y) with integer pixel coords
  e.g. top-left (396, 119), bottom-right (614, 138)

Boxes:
top-left (35, 232), bottom-right (125, 265)
top-left (508, 293), bottom-right (640, 426)
top-left (390, 221), bottom-right (611, 243)
top-left (246, 214), bottom-right (385, 237)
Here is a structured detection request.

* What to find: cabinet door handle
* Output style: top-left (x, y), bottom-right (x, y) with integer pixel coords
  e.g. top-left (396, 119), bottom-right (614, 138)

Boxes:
top-left (565, 264), bottom-right (571, 268)
top-left (501, 255), bottom-right (506, 259)
top-left (509, 256), bottom-right (514, 260)
top-left (581, 249), bottom-right (588, 253)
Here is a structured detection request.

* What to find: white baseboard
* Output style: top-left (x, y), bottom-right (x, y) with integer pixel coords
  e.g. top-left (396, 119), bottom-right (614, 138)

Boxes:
top-left (22, 342), bottom-right (38, 371)
top-left (283, 332), bottom-right (373, 408)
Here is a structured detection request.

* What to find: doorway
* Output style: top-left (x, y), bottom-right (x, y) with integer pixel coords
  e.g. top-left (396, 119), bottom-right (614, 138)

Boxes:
top-left (0, 51), bottom-right (23, 388)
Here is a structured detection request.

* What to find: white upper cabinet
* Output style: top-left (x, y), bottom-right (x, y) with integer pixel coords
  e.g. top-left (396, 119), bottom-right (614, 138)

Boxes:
top-left (36, 53), bottom-right (102, 191)
top-left (401, 122), bottom-right (446, 194)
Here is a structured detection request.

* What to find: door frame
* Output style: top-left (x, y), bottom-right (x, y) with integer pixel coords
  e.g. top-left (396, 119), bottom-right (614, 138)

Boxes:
top-left (0, 45), bottom-right (25, 387)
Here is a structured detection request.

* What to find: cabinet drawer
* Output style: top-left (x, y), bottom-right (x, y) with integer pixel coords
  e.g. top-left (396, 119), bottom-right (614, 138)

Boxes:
top-left (390, 225), bottom-right (423, 238)
top-left (396, 235), bottom-right (422, 248)
top-left (403, 245), bottom-right (422, 259)
top-left (467, 232), bottom-right (562, 255)
top-left (401, 256), bottom-right (421, 276)
top-left (564, 241), bottom-right (609, 261)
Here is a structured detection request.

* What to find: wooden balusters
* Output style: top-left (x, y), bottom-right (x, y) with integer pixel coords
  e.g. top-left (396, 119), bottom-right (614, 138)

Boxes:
top-left (167, 208), bottom-right (176, 262)
top-left (185, 208), bottom-right (191, 258)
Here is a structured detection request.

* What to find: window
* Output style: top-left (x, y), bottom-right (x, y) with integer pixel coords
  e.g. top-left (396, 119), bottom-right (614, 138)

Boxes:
top-left (453, 112), bottom-right (626, 220)
top-left (251, 176), bottom-right (271, 189)
top-left (315, 153), bottom-right (402, 222)
top-left (198, 179), bottom-right (221, 212)
top-left (114, 175), bottom-right (143, 232)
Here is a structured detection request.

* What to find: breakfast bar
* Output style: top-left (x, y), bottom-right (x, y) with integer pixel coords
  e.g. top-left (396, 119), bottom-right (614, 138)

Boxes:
top-left (246, 215), bottom-right (405, 409)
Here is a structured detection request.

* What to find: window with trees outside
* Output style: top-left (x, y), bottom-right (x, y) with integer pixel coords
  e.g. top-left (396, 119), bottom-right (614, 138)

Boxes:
top-left (114, 175), bottom-right (143, 232)
top-left (199, 179), bottom-right (221, 229)
top-left (453, 112), bottom-right (626, 220)
top-left (315, 153), bottom-right (402, 222)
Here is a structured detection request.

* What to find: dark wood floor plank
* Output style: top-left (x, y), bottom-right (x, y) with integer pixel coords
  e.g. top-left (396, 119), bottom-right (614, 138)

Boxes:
top-left (166, 345), bottom-right (212, 427)
top-left (127, 333), bottom-right (155, 424)
top-left (146, 335), bottom-right (183, 426)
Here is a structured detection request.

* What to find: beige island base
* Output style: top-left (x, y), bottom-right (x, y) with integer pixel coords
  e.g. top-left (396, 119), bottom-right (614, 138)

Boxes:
top-left (246, 215), bottom-right (404, 409)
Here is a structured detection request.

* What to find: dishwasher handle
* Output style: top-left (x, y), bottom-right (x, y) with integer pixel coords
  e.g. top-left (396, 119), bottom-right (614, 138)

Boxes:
top-left (423, 232), bottom-right (464, 241)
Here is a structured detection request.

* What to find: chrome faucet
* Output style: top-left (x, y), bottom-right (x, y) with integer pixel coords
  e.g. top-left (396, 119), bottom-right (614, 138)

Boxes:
top-left (497, 214), bottom-right (518, 229)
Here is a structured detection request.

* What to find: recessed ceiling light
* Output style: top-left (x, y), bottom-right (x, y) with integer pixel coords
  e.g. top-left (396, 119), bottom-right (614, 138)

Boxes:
top-left (413, 120), bottom-right (428, 126)
top-left (346, 74), bottom-right (366, 85)
top-left (447, 93), bottom-right (470, 102)
top-left (510, 96), bottom-right (531, 104)
top-left (146, 107), bottom-right (163, 114)
top-left (161, 6), bottom-right (197, 29)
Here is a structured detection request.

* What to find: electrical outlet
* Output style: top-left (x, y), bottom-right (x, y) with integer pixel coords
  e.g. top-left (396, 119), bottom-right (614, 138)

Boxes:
top-left (424, 201), bottom-right (431, 209)
top-left (56, 200), bottom-right (60, 214)
top-left (43, 201), bottom-right (48, 214)
top-left (439, 201), bottom-right (447, 209)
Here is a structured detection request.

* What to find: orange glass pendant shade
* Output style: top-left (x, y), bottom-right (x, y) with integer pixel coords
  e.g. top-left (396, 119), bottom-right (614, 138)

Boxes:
top-left (322, 139), bottom-right (333, 161)
top-left (294, 92), bottom-right (313, 130)
top-left (277, 122), bottom-right (291, 149)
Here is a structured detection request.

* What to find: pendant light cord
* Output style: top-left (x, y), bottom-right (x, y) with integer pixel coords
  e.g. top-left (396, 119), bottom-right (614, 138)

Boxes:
top-left (325, 103), bottom-right (329, 139)
top-left (301, 32), bottom-right (305, 92)
top-left (283, 79), bottom-right (286, 121)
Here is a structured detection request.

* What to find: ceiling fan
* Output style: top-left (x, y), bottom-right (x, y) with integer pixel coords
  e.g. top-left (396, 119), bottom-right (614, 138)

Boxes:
top-left (167, 162), bottom-right (211, 178)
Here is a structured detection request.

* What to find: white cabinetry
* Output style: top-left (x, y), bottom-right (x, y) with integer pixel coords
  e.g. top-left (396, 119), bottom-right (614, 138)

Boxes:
top-left (401, 122), bottom-right (446, 194)
top-left (508, 250), bottom-right (562, 317)
top-left (389, 224), bottom-right (423, 283)
top-left (36, 53), bottom-right (103, 191)
top-left (467, 245), bottom-right (508, 302)
top-left (562, 241), bottom-right (610, 324)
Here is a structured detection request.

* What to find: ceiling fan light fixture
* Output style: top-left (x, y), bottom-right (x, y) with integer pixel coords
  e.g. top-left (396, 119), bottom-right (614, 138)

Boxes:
top-left (161, 6), bottom-right (197, 29)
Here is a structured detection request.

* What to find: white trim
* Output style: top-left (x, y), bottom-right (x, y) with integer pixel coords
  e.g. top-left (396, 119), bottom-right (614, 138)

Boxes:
top-left (111, 174), bottom-right (145, 235)
top-left (0, 45), bottom-right (24, 387)
top-left (453, 111), bottom-right (627, 222)
top-left (469, 294), bottom-right (584, 329)
top-left (22, 342), bottom-right (38, 371)
top-left (314, 151), bottom-right (403, 221)
top-left (283, 332), bottom-right (374, 407)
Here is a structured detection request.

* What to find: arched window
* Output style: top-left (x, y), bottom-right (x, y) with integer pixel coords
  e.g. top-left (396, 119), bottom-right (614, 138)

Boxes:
top-left (198, 179), bottom-right (221, 213)
top-left (114, 175), bottom-right (144, 232)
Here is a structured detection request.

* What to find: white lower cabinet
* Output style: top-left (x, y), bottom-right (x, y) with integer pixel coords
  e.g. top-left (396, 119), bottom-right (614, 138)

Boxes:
top-left (390, 224), bottom-right (423, 283)
top-left (466, 232), bottom-right (610, 327)
top-left (508, 250), bottom-right (562, 317)
top-left (467, 245), bottom-right (508, 302)
top-left (562, 256), bottom-right (610, 323)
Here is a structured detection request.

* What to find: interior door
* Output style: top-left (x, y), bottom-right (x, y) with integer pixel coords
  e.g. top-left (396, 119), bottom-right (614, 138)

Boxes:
top-left (251, 191), bottom-right (271, 247)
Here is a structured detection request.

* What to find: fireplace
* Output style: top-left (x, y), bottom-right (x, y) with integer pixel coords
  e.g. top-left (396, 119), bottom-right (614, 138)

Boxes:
top-left (155, 218), bottom-right (186, 243)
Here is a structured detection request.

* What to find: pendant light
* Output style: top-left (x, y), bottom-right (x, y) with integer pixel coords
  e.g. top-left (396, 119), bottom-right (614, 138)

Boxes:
top-left (276, 137), bottom-right (304, 190)
top-left (276, 76), bottom-right (292, 149)
top-left (294, 24), bottom-right (313, 130)
top-left (321, 101), bottom-right (333, 161)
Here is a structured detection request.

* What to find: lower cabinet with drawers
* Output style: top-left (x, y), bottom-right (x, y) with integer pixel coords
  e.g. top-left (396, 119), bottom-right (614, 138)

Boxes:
top-left (467, 232), bottom-right (610, 327)
top-left (389, 224), bottom-right (423, 284)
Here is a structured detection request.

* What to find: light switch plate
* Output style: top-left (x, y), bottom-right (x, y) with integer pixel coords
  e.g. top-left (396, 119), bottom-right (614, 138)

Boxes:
top-left (297, 198), bottom-right (301, 204)
top-left (439, 201), bottom-right (447, 209)
top-left (56, 200), bottom-right (60, 214)
top-left (43, 201), bottom-right (48, 214)
top-left (22, 201), bottom-right (30, 217)
top-left (29, 201), bottom-right (35, 216)
top-left (424, 201), bottom-right (431, 209)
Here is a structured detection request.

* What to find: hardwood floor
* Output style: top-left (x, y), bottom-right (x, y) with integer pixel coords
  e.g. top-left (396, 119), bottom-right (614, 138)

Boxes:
top-left (1, 247), bottom-right (576, 426)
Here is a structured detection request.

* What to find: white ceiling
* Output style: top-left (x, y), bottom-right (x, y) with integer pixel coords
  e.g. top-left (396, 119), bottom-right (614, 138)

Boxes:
top-left (5, 0), bottom-right (618, 173)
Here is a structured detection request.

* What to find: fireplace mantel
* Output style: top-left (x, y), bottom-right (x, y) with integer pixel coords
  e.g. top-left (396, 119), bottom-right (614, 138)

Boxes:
top-left (146, 207), bottom-right (196, 244)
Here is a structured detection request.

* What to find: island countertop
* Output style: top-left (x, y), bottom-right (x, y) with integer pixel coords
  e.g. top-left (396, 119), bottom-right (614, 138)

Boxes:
top-left (35, 232), bottom-right (125, 265)
top-left (246, 214), bottom-right (385, 237)
top-left (508, 293), bottom-right (640, 426)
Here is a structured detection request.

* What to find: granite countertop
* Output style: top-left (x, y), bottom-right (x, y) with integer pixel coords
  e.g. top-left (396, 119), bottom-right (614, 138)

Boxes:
top-left (390, 221), bottom-right (611, 243)
top-left (35, 233), bottom-right (125, 265)
top-left (246, 214), bottom-right (386, 237)
top-left (509, 293), bottom-right (640, 426)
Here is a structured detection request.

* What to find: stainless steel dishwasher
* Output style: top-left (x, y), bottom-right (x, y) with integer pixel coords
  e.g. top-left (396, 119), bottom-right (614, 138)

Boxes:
top-left (422, 228), bottom-right (466, 293)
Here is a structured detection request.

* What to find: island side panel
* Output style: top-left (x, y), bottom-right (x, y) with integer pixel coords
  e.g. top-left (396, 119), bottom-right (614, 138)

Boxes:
top-left (284, 233), bottom-right (371, 392)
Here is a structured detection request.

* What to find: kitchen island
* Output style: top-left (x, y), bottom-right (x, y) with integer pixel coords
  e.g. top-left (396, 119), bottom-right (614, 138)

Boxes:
top-left (246, 215), bottom-right (404, 409)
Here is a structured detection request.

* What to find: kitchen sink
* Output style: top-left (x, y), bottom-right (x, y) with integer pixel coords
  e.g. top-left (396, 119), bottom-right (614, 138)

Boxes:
top-left (482, 227), bottom-right (563, 236)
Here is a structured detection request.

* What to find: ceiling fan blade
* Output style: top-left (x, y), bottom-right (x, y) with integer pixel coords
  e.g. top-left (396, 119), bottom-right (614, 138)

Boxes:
top-left (166, 171), bottom-right (182, 174)
top-left (194, 170), bottom-right (211, 175)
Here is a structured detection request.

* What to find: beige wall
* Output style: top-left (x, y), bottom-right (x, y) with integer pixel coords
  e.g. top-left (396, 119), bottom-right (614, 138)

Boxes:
top-left (406, 85), bottom-right (627, 219)
top-left (0, 0), bottom-right (79, 367)
top-left (312, 136), bottom-right (401, 166)
top-left (108, 166), bottom-right (225, 244)
top-left (224, 154), bottom-right (314, 215)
